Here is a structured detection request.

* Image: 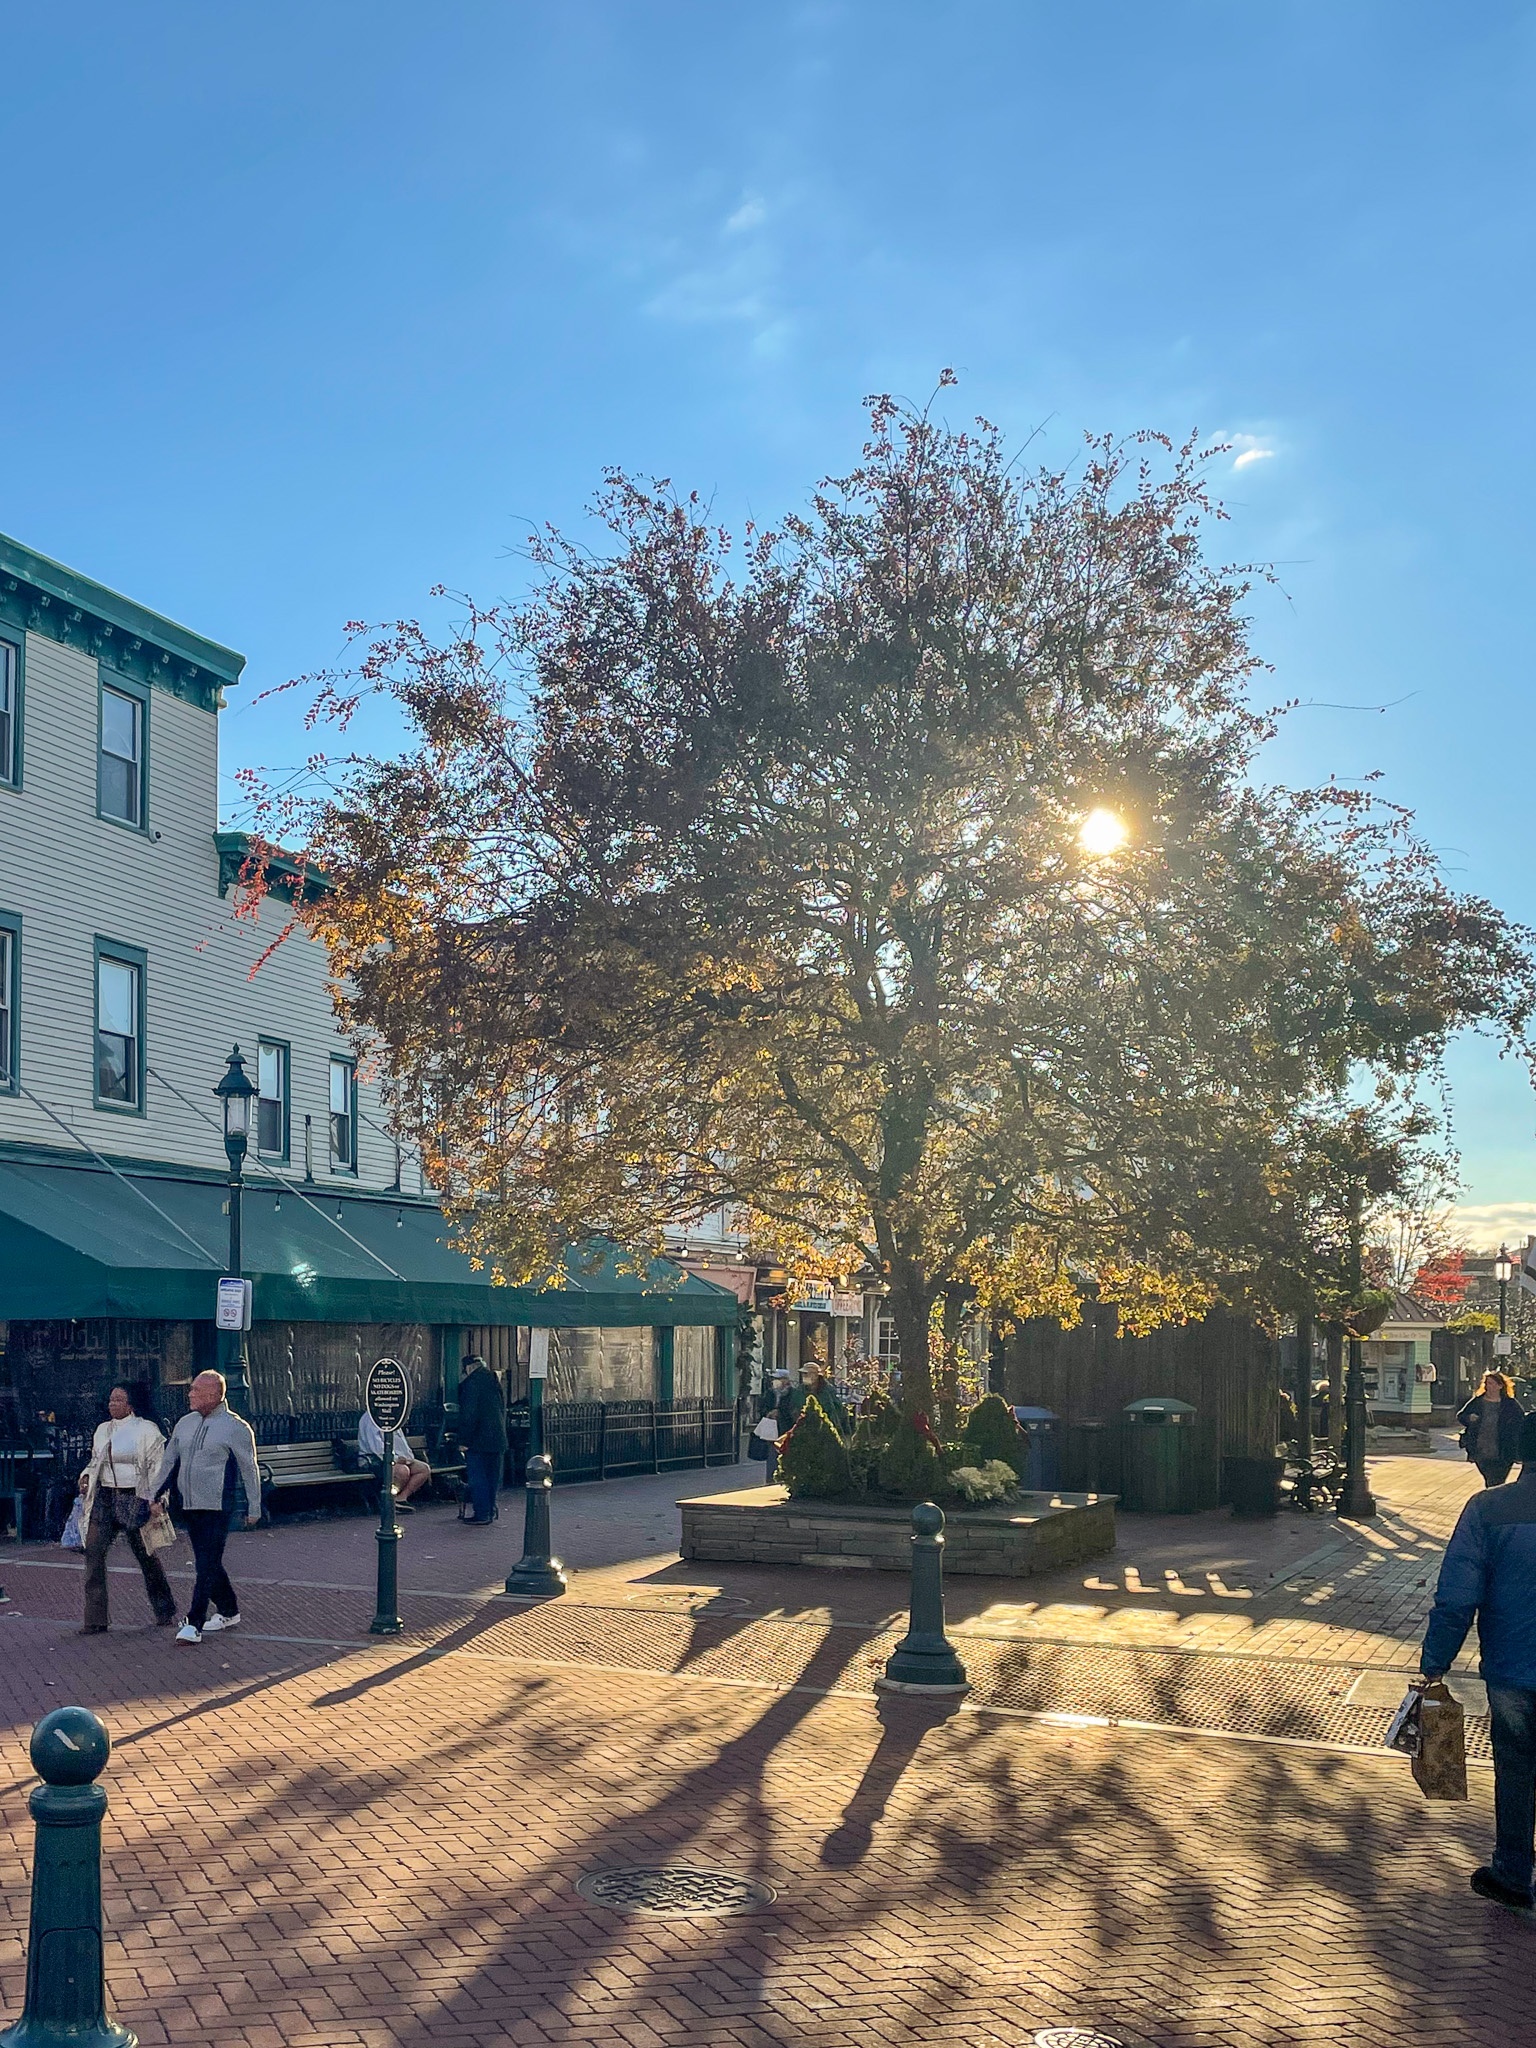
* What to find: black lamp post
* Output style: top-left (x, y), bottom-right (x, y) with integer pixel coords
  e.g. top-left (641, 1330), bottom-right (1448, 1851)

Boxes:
top-left (213, 1046), bottom-right (256, 1418)
top-left (1336, 1182), bottom-right (1378, 1521)
top-left (1496, 1246), bottom-right (1513, 1338)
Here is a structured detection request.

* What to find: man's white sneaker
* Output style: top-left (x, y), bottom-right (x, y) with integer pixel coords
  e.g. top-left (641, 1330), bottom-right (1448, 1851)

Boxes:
top-left (174, 1623), bottom-right (202, 1643)
top-left (202, 1613), bottom-right (240, 1633)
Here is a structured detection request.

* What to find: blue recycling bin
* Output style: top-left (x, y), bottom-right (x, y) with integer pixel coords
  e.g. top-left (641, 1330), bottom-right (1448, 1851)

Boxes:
top-left (1010, 1405), bottom-right (1061, 1489)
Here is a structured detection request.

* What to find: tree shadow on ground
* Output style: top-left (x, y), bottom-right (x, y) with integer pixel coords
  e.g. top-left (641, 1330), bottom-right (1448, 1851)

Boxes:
top-left (819, 1691), bottom-right (966, 1867)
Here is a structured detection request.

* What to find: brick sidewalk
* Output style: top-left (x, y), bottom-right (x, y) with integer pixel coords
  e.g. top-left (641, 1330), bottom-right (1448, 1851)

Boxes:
top-left (0, 1632), bottom-right (1530, 2048)
top-left (0, 1445), bottom-right (1524, 2048)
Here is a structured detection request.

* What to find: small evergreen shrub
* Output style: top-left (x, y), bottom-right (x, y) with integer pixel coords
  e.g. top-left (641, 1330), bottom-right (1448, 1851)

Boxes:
top-left (962, 1393), bottom-right (1028, 1480)
top-left (778, 1395), bottom-right (852, 1499)
top-left (876, 1414), bottom-right (944, 1500)
top-left (856, 1389), bottom-right (900, 1442)
top-left (846, 1416), bottom-right (885, 1497)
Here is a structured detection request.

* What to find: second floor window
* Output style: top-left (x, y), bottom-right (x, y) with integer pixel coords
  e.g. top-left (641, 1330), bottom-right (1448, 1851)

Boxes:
top-left (0, 636), bottom-right (18, 787)
top-left (100, 683), bottom-right (145, 827)
top-left (329, 1056), bottom-right (356, 1171)
top-left (97, 951), bottom-right (142, 1107)
top-left (0, 924), bottom-right (16, 1088)
top-left (257, 1040), bottom-right (288, 1156)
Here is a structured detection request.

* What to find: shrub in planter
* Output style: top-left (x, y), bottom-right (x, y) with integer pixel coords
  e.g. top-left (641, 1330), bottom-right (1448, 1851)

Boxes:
top-left (855, 1389), bottom-right (900, 1443)
top-left (876, 1413), bottom-right (944, 1500)
top-left (846, 1416), bottom-right (885, 1497)
top-left (962, 1392), bottom-right (1027, 1481)
top-left (778, 1395), bottom-right (852, 1499)
top-left (950, 1459), bottom-right (1020, 1506)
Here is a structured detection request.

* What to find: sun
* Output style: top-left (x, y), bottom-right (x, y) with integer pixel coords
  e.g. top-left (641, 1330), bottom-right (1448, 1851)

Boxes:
top-left (1078, 807), bottom-right (1128, 857)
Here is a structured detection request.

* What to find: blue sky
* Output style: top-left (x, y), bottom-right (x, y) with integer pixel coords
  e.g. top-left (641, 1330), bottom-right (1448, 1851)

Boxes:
top-left (5, 3), bottom-right (1536, 1240)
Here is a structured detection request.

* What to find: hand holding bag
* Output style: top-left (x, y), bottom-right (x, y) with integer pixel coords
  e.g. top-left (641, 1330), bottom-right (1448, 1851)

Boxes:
top-left (59, 1497), bottom-right (87, 1551)
top-left (140, 1506), bottom-right (177, 1555)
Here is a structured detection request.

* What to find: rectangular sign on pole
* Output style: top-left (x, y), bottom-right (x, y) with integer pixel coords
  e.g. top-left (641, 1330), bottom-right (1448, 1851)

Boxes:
top-left (215, 1277), bottom-right (252, 1332)
top-left (528, 1328), bottom-right (550, 1380)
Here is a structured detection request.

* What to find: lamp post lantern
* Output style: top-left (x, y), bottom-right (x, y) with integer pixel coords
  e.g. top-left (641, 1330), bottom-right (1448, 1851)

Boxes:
top-left (212, 1046), bottom-right (256, 1418)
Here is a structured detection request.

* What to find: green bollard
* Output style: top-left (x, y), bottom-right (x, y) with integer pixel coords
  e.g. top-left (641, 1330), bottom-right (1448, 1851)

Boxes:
top-left (369, 1455), bottom-right (404, 1636)
top-left (504, 1454), bottom-right (567, 1599)
top-left (1, 1706), bottom-right (136, 2048)
top-left (878, 1501), bottom-right (970, 1694)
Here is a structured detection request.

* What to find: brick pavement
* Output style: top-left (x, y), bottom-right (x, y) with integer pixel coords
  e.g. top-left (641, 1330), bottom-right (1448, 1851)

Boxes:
top-left (0, 1444), bottom-right (1527, 2048)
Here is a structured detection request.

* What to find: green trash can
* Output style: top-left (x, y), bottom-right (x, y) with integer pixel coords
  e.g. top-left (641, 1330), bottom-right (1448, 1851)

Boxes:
top-left (1120, 1396), bottom-right (1198, 1512)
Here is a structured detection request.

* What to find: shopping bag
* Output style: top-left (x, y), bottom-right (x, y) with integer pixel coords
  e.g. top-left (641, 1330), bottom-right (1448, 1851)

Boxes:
top-left (1385, 1687), bottom-right (1423, 1757)
top-left (1410, 1681), bottom-right (1468, 1801)
top-left (59, 1497), bottom-right (87, 1551)
top-left (141, 1509), bottom-right (177, 1555)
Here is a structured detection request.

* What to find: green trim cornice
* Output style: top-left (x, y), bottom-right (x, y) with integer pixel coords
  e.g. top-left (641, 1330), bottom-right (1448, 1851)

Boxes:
top-left (0, 532), bottom-right (244, 715)
top-left (214, 829), bottom-right (332, 903)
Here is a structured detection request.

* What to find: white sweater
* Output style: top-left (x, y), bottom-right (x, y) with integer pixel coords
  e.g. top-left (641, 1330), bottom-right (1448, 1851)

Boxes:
top-left (81, 1415), bottom-right (167, 1510)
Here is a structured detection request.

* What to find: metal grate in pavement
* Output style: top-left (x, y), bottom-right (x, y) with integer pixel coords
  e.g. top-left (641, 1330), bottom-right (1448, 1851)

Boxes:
top-left (575, 1865), bottom-right (776, 1916)
top-left (1034, 2032), bottom-right (1128, 2048)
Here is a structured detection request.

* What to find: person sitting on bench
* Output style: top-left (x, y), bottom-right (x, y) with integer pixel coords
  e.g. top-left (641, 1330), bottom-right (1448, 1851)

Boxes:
top-left (359, 1412), bottom-right (431, 1512)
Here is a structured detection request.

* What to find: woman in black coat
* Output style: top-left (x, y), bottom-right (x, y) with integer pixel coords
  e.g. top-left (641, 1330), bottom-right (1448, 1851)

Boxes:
top-left (1458, 1372), bottom-right (1526, 1488)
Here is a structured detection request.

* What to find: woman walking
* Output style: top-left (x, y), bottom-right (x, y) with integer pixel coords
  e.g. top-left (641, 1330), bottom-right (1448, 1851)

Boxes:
top-left (1458, 1370), bottom-right (1526, 1489)
top-left (78, 1381), bottom-right (176, 1633)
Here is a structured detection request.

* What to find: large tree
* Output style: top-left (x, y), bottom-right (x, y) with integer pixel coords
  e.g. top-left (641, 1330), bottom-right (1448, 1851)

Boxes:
top-left (251, 389), bottom-right (1536, 1415)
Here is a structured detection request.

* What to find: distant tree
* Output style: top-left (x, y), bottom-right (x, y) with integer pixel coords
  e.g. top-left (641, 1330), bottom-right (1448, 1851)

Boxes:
top-left (1409, 1250), bottom-right (1472, 1310)
top-left (248, 387), bottom-right (1536, 1415)
top-left (1364, 1154), bottom-right (1462, 1293)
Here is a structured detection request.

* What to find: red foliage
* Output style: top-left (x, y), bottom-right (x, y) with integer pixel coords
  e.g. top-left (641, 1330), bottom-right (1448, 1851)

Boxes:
top-left (1411, 1251), bottom-right (1472, 1307)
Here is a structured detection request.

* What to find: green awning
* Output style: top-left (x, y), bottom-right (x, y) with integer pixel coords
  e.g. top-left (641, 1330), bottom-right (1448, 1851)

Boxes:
top-left (0, 1150), bottom-right (739, 1328)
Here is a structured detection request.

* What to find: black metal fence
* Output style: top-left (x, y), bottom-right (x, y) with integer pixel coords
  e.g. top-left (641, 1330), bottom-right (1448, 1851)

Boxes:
top-left (528, 1399), bottom-right (739, 1485)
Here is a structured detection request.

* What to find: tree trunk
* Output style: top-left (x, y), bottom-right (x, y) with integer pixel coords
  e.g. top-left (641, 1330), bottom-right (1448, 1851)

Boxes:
top-left (887, 1265), bottom-right (936, 1417)
top-left (934, 1290), bottom-right (967, 1436)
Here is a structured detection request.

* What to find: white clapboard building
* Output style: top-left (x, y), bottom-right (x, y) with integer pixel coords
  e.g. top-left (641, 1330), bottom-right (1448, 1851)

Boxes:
top-left (0, 533), bottom-right (735, 1445)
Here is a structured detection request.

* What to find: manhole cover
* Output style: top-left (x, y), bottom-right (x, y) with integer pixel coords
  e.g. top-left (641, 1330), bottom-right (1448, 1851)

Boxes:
top-left (1033, 2031), bottom-right (1127, 2048)
top-left (575, 1866), bottom-right (776, 1917)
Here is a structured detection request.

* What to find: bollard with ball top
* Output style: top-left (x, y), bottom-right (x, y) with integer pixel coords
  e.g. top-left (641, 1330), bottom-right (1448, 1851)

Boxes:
top-left (504, 1453), bottom-right (567, 1599)
top-left (1, 1705), bottom-right (136, 2048)
top-left (878, 1501), bottom-right (970, 1694)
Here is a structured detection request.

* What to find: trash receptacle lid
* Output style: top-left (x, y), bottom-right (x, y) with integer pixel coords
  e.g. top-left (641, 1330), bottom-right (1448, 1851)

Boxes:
top-left (1011, 1406), bottom-right (1058, 1422)
top-left (1123, 1396), bottom-right (1197, 1419)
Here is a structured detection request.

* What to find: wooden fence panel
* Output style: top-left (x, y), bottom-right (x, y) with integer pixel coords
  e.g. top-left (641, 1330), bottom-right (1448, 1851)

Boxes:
top-left (1002, 1307), bottom-right (1279, 1461)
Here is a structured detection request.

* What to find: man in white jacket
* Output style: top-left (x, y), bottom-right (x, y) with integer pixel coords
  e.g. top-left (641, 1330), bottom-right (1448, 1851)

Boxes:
top-left (150, 1371), bottom-right (263, 1644)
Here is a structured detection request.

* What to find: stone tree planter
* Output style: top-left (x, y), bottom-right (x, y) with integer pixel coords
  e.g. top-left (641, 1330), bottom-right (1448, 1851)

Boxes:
top-left (677, 1485), bottom-right (1115, 1577)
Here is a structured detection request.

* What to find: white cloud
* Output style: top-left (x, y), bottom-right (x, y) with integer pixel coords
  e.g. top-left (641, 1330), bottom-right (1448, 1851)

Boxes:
top-left (1232, 446), bottom-right (1275, 472)
top-left (1450, 1202), bottom-right (1536, 1252)
top-left (724, 196), bottom-right (767, 235)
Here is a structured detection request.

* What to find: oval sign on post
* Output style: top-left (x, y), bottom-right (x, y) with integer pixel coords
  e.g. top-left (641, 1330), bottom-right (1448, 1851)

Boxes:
top-left (365, 1357), bottom-right (411, 1435)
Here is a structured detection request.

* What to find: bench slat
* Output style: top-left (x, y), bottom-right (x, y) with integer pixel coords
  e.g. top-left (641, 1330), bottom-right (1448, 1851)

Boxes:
top-left (258, 1437), bottom-right (464, 1490)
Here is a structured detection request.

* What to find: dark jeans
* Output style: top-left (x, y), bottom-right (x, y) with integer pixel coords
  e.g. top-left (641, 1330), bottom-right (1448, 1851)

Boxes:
top-left (182, 1508), bottom-right (239, 1628)
top-left (465, 1450), bottom-right (502, 1522)
top-left (83, 1489), bottom-right (175, 1629)
top-left (1479, 1461), bottom-right (1515, 1488)
top-left (1487, 1686), bottom-right (1536, 1894)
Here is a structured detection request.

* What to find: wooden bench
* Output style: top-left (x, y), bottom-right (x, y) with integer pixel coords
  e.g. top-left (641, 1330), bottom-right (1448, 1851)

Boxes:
top-left (258, 1436), bottom-right (464, 1517)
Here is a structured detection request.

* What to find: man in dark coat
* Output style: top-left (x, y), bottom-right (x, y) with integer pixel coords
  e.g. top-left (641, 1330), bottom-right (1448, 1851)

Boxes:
top-left (457, 1354), bottom-right (507, 1524)
top-left (1421, 1410), bottom-right (1536, 1909)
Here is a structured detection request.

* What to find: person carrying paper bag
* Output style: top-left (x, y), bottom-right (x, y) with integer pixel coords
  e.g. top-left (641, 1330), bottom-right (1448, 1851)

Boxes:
top-left (1420, 1408), bottom-right (1536, 1909)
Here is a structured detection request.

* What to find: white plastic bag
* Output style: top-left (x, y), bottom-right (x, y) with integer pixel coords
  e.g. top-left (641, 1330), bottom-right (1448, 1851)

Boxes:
top-left (59, 1497), bottom-right (87, 1552)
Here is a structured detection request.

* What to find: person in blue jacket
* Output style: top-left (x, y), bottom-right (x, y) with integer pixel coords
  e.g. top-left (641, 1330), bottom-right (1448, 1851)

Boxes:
top-left (1420, 1409), bottom-right (1536, 1909)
